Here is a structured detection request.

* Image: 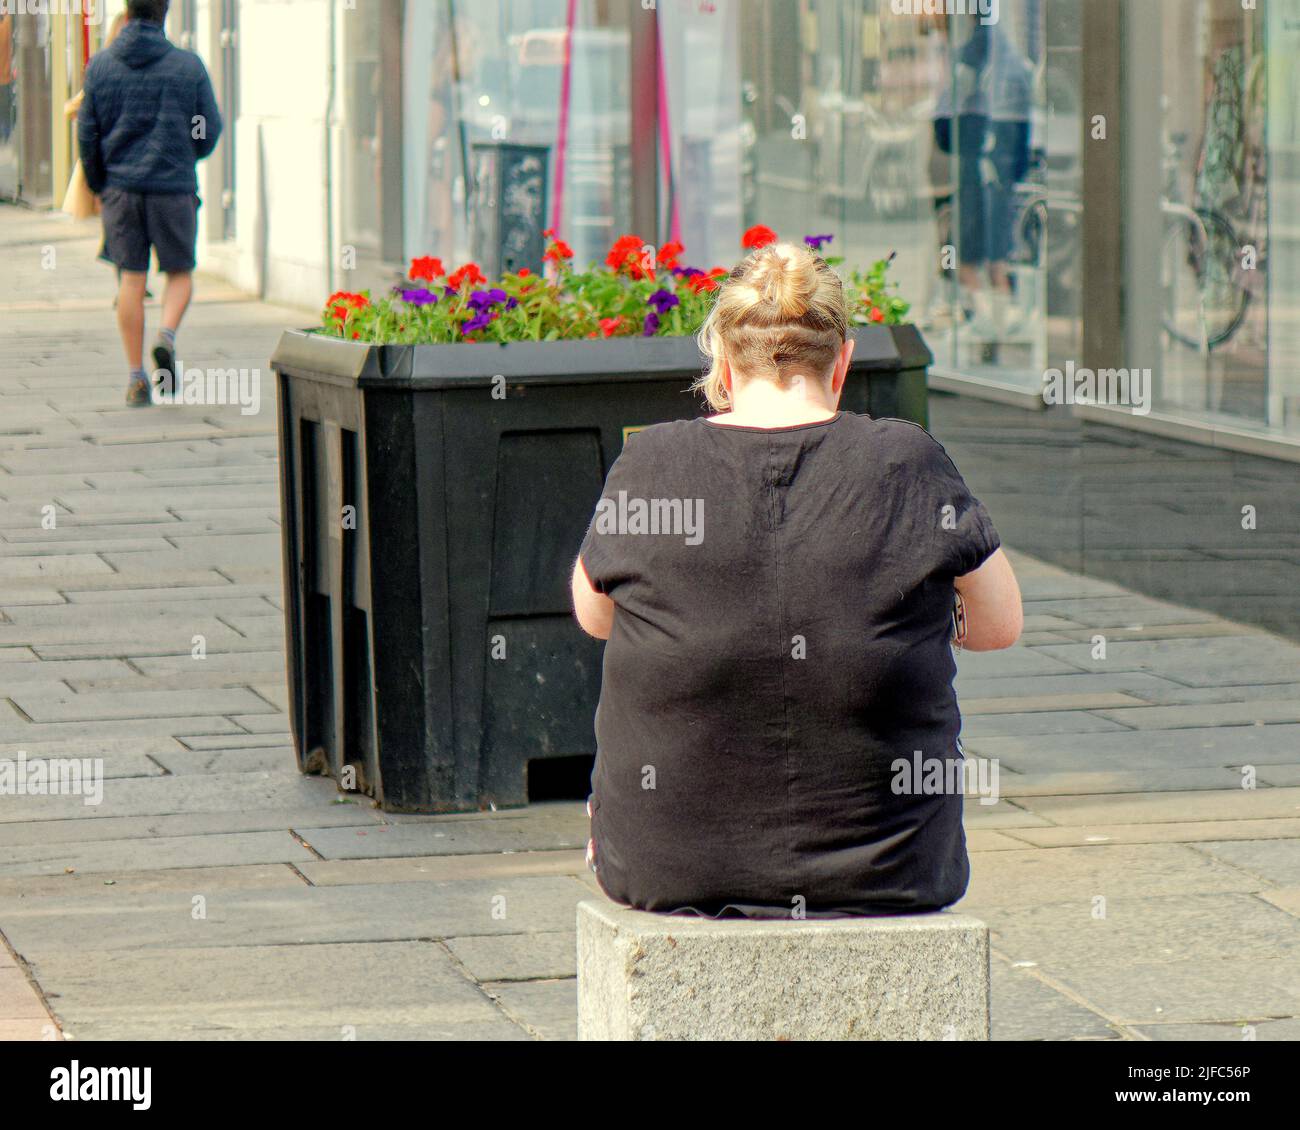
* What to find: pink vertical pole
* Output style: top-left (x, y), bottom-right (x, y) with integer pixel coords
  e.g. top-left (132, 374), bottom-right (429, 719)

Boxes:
top-left (550, 0), bottom-right (578, 237)
top-left (655, 19), bottom-right (680, 244)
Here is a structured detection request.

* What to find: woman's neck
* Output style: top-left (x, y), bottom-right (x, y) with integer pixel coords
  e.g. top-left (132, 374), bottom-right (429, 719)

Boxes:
top-left (710, 381), bottom-right (839, 428)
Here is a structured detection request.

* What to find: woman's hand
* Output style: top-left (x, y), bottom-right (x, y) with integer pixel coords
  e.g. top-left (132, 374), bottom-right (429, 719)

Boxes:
top-left (571, 556), bottom-right (614, 640)
top-left (953, 547), bottom-right (1023, 651)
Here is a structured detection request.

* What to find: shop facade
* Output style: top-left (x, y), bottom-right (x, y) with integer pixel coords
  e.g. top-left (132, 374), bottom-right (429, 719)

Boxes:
top-left (7, 0), bottom-right (1300, 634)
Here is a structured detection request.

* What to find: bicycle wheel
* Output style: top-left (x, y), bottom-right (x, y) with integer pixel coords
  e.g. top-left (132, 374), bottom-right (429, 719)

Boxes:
top-left (1161, 209), bottom-right (1250, 350)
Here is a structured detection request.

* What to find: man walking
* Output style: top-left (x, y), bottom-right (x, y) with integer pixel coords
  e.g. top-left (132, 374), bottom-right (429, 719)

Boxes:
top-left (77, 0), bottom-right (222, 406)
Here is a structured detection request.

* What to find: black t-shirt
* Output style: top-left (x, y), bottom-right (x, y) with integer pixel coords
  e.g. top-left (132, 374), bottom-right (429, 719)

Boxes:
top-left (578, 412), bottom-right (1000, 917)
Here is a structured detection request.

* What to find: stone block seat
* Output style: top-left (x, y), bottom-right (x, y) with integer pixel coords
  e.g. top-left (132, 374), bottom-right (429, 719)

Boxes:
top-left (576, 897), bottom-right (989, 1041)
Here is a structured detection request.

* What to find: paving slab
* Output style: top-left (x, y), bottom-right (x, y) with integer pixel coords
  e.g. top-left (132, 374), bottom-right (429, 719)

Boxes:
top-left (989, 958), bottom-right (1118, 1041)
top-left (9, 687), bottom-right (273, 723)
top-left (298, 850), bottom-right (588, 887)
top-left (0, 876), bottom-right (593, 953)
top-left (0, 829), bottom-right (315, 877)
top-left (296, 807), bottom-right (590, 859)
top-left (26, 943), bottom-right (527, 1041)
top-left (484, 978), bottom-right (577, 1042)
top-left (1003, 817), bottom-right (1300, 849)
top-left (0, 863), bottom-right (303, 901)
top-left (445, 932), bottom-right (578, 982)
top-left (961, 843), bottom-right (1268, 909)
top-left (1134, 1019), bottom-right (1300, 1040)
top-left (1013, 787), bottom-right (1300, 827)
top-left (1189, 839), bottom-right (1300, 886)
top-left (0, 769), bottom-right (345, 823)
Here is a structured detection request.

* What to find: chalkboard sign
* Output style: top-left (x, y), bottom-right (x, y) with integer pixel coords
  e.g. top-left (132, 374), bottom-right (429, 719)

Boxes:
top-left (469, 143), bottom-right (550, 278)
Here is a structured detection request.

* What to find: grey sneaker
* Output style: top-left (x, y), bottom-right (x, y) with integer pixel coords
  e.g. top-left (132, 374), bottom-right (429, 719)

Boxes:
top-left (125, 374), bottom-right (152, 407)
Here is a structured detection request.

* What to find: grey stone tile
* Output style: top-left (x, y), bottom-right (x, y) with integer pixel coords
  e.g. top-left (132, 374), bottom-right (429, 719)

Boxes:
top-left (960, 843), bottom-right (1267, 909)
top-left (149, 746), bottom-right (297, 775)
top-left (1134, 1019), bottom-right (1300, 1040)
top-left (1093, 700), bottom-right (1300, 729)
top-left (0, 829), bottom-right (314, 877)
top-left (990, 958), bottom-right (1118, 1040)
top-left (964, 726), bottom-right (1300, 771)
top-left (0, 769), bottom-right (344, 823)
top-left (0, 804), bottom-right (374, 849)
top-left (28, 943), bottom-right (526, 1041)
top-left (1048, 958), bottom-right (1300, 1025)
top-left (0, 863), bottom-right (303, 900)
top-left (976, 892), bottom-right (1300, 968)
top-left (960, 711), bottom-right (1130, 738)
top-left (446, 931), bottom-right (577, 982)
top-left (483, 978), bottom-right (576, 1042)
top-left (1189, 839), bottom-right (1300, 886)
top-left (1029, 637), bottom-right (1300, 687)
top-left (0, 716), bottom-right (246, 744)
top-left (1013, 787), bottom-right (1300, 827)
top-left (1004, 818), bottom-right (1300, 849)
top-left (9, 688), bottom-right (273, 723)
top-left (298, 850), bottom-right (588, 887)
top-left (0, 876), bottom-right (592, 952)
top-left (297, 806), bottom-right (589, 859)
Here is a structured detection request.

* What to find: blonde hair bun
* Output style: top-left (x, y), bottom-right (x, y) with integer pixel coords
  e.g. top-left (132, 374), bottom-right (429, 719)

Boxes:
top-left (694, 240), bottom-right (849, 411)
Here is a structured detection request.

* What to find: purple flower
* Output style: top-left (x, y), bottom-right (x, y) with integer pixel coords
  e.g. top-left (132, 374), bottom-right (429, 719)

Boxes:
top-left (443, 286), bottom-right (457, 299)
top-left (400, 287), bottom-right (438, 306)
top-left (647, 288), bottom-right (679, 315)
top-left (671, 266), bottom-right (704, 280)
top-left (468, 287), bottom-right (511, 312)
top-left (804, 233), bottom-right (834, 251)
top-left (642, 312), bottom-right (661, 336)
top-left (461, 310), bottom-right (497, 335)
top-left (505, 296), bottom-right (519, 310)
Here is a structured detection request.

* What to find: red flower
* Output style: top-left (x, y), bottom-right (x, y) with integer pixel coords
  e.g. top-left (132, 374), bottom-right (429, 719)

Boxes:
top-left (742, 224), bottom-right (778, 249)
top-left (606, 233), bottom-right (652, 279)
top-left (543, 228), bottom-right (556, 239)
top-left (351, 331), bottom-right (361, 340)
top-left (448, 262), bottom-right (487, 289)
top-left (409, 256), bottom-right (445, 282)
top-left (517, 268), bottom-right (532, 278)
top-left (543, 239), bottom-right (574, 263)
top-left (686, 274), bottom-right (718, 295)
top-left (869, 306), bottom-right (885, 323)
top-left (599, 316), bottom-right (624, 337)
top-left (657, 240), bottom-right (685, 269)
top-left (325, 291), bottom-right (369, 324)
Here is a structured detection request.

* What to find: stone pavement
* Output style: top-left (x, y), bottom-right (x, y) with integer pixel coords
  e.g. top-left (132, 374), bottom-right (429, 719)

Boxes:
top-left (0, 203), bottom-right (1297, 1041)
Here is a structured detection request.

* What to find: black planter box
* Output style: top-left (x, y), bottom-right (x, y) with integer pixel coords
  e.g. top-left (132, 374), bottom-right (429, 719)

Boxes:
top-left (269, 324), bottom-right (931, 812)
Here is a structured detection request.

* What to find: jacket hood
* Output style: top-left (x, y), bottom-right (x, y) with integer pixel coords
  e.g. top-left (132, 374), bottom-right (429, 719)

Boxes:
top-left (110, 20), bottom-right (172, 69)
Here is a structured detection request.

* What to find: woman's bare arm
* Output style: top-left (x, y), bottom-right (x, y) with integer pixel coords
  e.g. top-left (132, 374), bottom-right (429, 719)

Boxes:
top-left (954, 547), bottom-right (1023, 651)
top-left (571, 556), bottom-right (615, 640)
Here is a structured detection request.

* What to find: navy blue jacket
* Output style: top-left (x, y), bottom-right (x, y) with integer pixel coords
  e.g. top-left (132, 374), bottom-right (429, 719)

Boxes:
top-left (77, 20), bottom-right (222, 195)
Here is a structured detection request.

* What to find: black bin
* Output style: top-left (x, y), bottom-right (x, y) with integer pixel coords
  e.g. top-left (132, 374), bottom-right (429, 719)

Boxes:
top-left (270, 324), bottom-right (931, 812)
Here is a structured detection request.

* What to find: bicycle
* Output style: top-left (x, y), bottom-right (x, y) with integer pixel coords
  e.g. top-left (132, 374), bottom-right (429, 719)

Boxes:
top-left (1159, 132), bottom-right (1250, 353)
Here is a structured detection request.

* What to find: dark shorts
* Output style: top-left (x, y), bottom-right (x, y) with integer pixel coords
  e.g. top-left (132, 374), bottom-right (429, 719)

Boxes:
top-left (99, 188), bottom-right (199, 274)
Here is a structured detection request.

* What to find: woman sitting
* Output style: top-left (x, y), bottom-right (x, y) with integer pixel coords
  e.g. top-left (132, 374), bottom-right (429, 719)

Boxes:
top-left (571, 240), bottom-right (1022, 918)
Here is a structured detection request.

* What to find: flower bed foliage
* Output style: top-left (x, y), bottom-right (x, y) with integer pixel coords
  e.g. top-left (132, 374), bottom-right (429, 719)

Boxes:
top-left (321, 226), bottom-right (911, 345)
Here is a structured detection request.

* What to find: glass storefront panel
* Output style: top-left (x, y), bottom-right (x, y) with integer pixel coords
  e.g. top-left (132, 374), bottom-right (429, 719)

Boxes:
top-left (403, 0), bottom-right (632, 274)
top-left (1153, 0), bottom-right (1270, 426)
top-left (1265, 0), bottom-right (1300, 433)
top-left (1, 9), bottom-right (53, 204)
